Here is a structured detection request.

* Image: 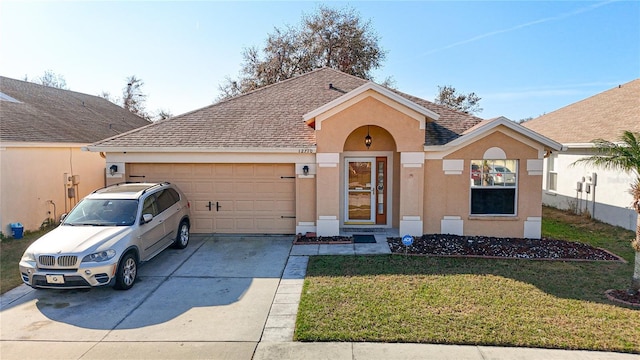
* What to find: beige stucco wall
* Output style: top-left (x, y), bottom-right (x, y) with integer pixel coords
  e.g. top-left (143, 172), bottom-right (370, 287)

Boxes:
top-left (424, 129), bottom-right (543, 238)
top-left (314, 94), bottom-right (427, 233)
top-left (296, 176), bottom-right (316, 225)
top-left (0, 143), bottom-right (106, 234)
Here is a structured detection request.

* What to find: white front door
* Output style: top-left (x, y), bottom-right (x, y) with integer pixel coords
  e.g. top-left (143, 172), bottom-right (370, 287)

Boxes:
top-left (345, 158), bottom-right (376, 224)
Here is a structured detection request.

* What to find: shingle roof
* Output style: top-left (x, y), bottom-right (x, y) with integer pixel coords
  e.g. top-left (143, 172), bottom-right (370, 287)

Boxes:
top-left (90, 68), bottom-right (483, 150)
top-left (0, 76), bottom-right (151, 143)
top-left (523, 79), bottom-right (640, 144)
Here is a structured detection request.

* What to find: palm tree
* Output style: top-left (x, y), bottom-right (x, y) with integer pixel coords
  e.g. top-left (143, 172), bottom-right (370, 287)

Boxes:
top-left (573, 130), bottom-right (640, 294)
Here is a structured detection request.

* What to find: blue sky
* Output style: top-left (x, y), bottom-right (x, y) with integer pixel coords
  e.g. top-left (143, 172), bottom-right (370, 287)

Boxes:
top-left (1, 1), bottom-right (638, 121)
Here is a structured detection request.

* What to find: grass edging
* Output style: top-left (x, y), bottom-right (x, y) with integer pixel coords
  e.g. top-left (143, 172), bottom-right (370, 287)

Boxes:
top-left (390, 249), bottom-right (626, 263)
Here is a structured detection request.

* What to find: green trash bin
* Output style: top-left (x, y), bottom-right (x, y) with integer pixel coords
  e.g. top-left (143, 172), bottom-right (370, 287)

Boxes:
top-left (10, 223), bottom-right (24, 239)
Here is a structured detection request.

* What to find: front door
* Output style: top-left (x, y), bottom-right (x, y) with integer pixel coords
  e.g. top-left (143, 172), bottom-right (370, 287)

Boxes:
top-left (345, 157), bottom-right (387, 225)
top-left (346, 158), bottom-right (375, 224)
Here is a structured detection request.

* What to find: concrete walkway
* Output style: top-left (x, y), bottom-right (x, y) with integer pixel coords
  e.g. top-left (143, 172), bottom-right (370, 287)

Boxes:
top-left (1, 233), bottom-right (637, 359)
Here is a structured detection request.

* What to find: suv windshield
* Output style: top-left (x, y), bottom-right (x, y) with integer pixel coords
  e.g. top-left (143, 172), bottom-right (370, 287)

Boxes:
top-left (63, 199), bottom-right (139, 226)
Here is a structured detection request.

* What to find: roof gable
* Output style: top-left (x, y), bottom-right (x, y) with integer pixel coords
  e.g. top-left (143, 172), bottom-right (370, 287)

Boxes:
top-left (428, 117), bottom-right (563, 152)
top-left (523, 79), bottom-right (640, 144)
top-left (0, 76), bottom-right (151, 143)
top-left (303, 82), bottom-right (440, 130)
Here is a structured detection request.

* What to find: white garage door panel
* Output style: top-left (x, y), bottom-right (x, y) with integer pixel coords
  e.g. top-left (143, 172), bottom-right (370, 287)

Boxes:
top-left (128, 163), bottom-right (295, 234)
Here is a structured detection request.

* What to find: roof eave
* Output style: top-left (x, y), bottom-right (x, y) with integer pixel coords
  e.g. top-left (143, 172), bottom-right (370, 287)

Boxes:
top-left (84, 146), bottom-right (317, 153)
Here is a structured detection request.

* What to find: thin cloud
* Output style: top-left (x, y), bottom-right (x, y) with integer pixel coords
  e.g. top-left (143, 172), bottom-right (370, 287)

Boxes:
top-left (418, 0), bottom-right (617, 57)
top-left (483, 81), bottom-right (621, 100)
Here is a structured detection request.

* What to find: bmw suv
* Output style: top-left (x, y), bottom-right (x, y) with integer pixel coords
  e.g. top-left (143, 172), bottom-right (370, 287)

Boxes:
top-left (19, 182), bottom-right (190, 290)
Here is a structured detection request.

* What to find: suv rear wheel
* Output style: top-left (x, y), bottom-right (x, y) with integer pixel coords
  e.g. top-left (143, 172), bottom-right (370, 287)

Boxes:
top-left (172, 221), bottom-right (190, 249)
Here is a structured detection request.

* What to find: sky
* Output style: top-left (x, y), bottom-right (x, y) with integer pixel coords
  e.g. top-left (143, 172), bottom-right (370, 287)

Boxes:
top-left (1, 1), bottom-right (638, 121)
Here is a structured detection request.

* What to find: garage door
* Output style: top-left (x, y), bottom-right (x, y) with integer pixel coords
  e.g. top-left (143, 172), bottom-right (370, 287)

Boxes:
top-left (128, 163), bottom-right (296, 234)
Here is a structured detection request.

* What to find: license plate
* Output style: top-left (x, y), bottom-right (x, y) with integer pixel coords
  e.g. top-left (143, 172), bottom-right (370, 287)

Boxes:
top-left (46, 275), bottom-right (65, 284)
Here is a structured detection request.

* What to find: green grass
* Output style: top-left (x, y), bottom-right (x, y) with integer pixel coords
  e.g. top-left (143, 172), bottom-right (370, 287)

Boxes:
top-left (296, 207), bottom-right (640, 353)
top-left (1, 227), bottom-right (53, 294)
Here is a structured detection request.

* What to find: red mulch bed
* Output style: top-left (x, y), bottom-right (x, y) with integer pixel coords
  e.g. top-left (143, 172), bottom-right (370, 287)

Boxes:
top-left (606, 289), bottom-right (640, 308)
top-left (387, 234), bottom-right (623, 261)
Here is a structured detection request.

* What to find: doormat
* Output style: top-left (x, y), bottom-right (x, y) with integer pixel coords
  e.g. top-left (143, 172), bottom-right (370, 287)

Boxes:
top-left (353, 234), bottom-right (376, 243)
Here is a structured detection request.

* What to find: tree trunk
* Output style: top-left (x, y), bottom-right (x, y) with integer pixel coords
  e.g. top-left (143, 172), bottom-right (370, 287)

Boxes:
top-left (633, 251), bottom-right (640, 293)
top-left (633, 213), bottom-right (640, 293)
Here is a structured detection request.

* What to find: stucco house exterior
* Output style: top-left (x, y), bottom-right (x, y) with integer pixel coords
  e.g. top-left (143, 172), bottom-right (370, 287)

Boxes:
top-left (87, 68), bottom-right (561, 238)
top-left (524, 79), bottom-right (640, 231)
top-left (0, 76), bottom-right (151, 235)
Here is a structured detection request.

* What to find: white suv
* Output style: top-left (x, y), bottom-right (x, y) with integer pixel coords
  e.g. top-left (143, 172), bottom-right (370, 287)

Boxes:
top-left (19, 182), bottom-right (190, 290)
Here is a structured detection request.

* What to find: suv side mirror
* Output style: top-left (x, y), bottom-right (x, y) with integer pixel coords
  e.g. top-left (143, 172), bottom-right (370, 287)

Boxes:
top-left (141, 213), bottom-right (153, 224)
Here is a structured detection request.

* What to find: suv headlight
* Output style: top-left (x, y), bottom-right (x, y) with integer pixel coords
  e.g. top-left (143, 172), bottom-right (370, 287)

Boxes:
top-left (82, 249), bottom-right (116, 263)
top-left (21, 252), bottom-right (36, 262)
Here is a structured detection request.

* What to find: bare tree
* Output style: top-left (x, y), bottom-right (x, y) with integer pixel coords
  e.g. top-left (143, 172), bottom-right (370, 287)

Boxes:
top-left (99, 91), bottom-right (115, 103)
top-left (218, 5), bottom-right (386, 100)
top-left (122, 75), bottom-right (149, 119)
top-left (27, 70), bottom-right (68, 89)
top-left (435, 85), bottom-right (483, 115)
top-left (155, 109), bottom-right (173, 121)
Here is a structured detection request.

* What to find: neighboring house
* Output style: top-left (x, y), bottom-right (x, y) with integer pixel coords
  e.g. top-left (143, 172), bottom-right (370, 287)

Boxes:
top-left (524, 79), bottom-right (640, 231)
top-left (87, 68), bottom-right (561, 239)
top-left (0, 76), bottom-right (151, 235)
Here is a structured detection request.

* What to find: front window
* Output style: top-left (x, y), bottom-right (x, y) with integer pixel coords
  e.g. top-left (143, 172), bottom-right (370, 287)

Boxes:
top-left (470, 160), bottom-right (518, 215)
top-left (63, 199), bottom-right (139, 226)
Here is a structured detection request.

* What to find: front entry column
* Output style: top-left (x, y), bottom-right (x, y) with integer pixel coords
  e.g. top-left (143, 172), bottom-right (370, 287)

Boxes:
top-left (399, 152), bottom-right (425, 236)
top-left (316, 153), bottom-right (340, 236)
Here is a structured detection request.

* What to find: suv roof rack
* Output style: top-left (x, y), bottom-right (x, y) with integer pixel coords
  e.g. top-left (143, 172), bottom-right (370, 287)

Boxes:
top-left (92, 182), bottom-right (171, 194)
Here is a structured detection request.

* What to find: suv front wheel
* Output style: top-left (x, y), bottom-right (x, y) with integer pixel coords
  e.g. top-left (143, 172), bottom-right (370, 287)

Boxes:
top-left (114, 252), bottom-right (137, 290)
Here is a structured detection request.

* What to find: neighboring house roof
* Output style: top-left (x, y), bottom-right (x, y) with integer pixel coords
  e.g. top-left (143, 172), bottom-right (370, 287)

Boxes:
top-left (0, 76), bottom-right (151, 143)
top-left (523, 79), bottom-right (640, 144)
top-left (89, 68), bottom-right (483, 151)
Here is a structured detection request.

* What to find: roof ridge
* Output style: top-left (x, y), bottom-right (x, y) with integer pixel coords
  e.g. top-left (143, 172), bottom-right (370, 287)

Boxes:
top-left (216, 67), bottom-right (361, 103)
top-left (171, 67), bottom-right (368, 120)
top-left (390, 87), bottom-right (485, 122)
top-left (0, 76), bottom-right (110, 104)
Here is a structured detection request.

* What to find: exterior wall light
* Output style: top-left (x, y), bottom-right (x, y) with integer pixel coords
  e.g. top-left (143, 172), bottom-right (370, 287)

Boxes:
top-left (365, 125), bottom-right (372, 149)
top-left (109, 164), bottom-right (118, 175)
top-left (302, 165), bottom-right (309, 175)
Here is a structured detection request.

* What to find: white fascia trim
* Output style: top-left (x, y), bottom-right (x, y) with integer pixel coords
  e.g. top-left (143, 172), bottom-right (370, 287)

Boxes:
top-left (85, 146), bottom-right (317, 153)
top-left (564, 142), bottom-right (601, 149)
top-left (303, 82), bottom-right (440, 122)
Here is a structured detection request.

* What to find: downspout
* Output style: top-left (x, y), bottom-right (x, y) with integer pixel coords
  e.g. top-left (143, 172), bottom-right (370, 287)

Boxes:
top-left (591, 173), bottom-right (597, 219)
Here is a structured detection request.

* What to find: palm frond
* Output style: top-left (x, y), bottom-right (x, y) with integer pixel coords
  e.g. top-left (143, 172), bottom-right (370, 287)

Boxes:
top-left (572, 131), bottom-right (640, 177)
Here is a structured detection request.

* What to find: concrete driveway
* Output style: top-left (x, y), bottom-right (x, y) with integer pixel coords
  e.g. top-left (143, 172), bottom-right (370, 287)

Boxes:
top-left (0, 235), bottom-right (293, 360)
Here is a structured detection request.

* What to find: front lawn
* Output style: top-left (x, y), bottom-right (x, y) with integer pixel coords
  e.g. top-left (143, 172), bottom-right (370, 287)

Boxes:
top-left (295, 207), bottom-right (640, 353)
top-left (0, 227), bottom-right (53, 294)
